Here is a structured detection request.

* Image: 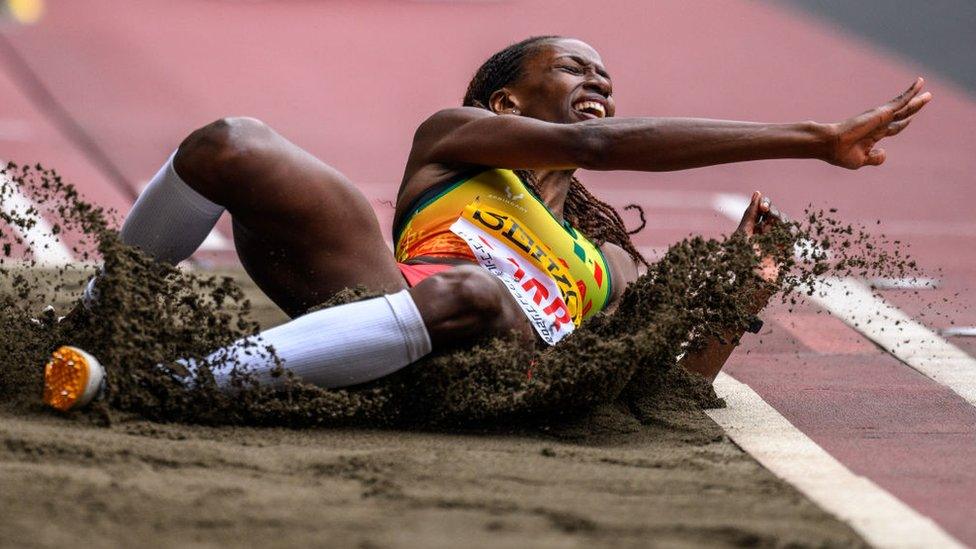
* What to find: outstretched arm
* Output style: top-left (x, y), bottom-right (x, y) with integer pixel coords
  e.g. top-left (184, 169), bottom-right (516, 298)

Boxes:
top-left (416, 79), bottom-right (931, 172)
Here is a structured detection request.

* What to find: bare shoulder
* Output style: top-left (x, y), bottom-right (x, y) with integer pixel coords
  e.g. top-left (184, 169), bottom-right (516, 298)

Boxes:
top-left (405, 107), bottom-right (493, 173)
top-left (396, 108), bottom-right (494, 224)
top-left (413, 107), bottom-right (495, 144)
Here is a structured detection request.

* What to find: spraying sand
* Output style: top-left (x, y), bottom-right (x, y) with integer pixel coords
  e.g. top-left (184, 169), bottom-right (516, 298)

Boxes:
top-left (3, 162), bottom-right (922, 546)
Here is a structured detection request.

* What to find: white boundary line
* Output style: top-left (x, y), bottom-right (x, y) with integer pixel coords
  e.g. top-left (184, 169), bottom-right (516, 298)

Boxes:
top-left (711, 192), bottom-right (752, 223)
top-left (809, 278), bottom-right (976, 407)
top-left (708, 192), bottom-right (976, 543)
top-left (709, 373), bottom-right (964, 549)
top-left (712, 192), bottom-right (976, 406)
top-left (0, 166), bottom-right (73, 266)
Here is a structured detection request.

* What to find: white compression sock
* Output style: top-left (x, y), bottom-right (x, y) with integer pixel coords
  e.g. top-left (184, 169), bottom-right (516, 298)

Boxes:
top-left (187, 289), bottom-right (432, 389)
top-left (120, 151), bottom-right (225, 264)
top-left (84, 152), bottom-right (224, 303)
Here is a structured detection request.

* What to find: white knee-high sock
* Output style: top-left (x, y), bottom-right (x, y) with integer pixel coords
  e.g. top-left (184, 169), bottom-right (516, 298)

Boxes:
top-left (188, 289), bottom-right (432, 389)
top-left (84, 152), bottom-right (224, 303)
top-left (120, 151), bottom-right (224, 264)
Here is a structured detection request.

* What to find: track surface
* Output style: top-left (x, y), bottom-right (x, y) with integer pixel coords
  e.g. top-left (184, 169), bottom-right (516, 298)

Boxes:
top-left (2, 0), bottom-right (974, 544)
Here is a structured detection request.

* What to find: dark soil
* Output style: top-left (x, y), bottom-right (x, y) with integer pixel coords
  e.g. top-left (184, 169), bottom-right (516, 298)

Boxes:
top-left (0, 163), bottom-right (920, 430)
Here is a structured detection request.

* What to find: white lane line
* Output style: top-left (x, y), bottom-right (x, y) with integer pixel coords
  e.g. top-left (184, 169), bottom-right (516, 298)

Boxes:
top-left (712, 192), bottom-right (751, 222)
top-left (0, 166), bottom-right (74, 266)
top-left (712, 193), bottom-right (976, 406)
top-left (810, 278), bottom-right (976, 407)
top-left (709, 373), bottom-right (965, 549)
top-left (942, 327), bottom-right (976, 338)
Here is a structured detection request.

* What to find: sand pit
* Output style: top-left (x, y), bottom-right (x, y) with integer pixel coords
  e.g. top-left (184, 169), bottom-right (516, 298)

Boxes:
top-left (1, 272), bottom-right (868, 547)
top-left (0, 274), bottom-right (868, 548)
top-left (0, 407), bottom-right (868, 548)
top-left (4, 163), bottom-right (924, 546)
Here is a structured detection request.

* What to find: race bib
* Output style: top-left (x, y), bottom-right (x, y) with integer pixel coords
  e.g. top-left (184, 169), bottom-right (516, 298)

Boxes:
top-left (449, 203), bottom-right (580, 345)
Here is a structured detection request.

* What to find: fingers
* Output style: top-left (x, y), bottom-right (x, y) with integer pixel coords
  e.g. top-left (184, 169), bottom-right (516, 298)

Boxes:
top-left (859, 78), bottom-right (926, 129)
top-left (739, 192), bottom-right (793, 237)
top-left (759, 198), bottom-right (788, 231)
top-left (887, 77), bottom-right (925, 113)
top-left (737, 191), bottom-right (762, 235)
top-left (745, 191), bottom-right (762, 218)
top-left (847, 78), bottom-right (927, 140)
top-left (892, 92), bottom-right (932, 122)
top-left (886, 118), bottom-right (912, 137)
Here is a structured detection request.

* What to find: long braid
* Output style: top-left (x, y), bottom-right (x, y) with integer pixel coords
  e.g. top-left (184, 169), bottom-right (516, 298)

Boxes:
top-left (465, 36), bottom-right (648, 268)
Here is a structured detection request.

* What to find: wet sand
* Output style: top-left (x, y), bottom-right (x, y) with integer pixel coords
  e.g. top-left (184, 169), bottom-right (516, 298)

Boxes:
top-left (0, 271), bottom-right (866, 548)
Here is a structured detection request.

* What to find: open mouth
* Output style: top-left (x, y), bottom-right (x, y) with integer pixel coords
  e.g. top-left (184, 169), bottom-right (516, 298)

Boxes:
top-left (572, 100), bottom-right (607, 119)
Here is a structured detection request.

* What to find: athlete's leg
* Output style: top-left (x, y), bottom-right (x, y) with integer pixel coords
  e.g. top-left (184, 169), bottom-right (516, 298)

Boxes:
top-left (47, 120), bottom-right (535, 405)
top-left (189, 288), bottom-right (431, 388)
top-left (80, 151), bottom-right (224, 304)
top-left (119, 151), bottom-right (224, 264)
top-left (173, 117), bottom-right (406, 316)
top-left (178, 266), bottom-right (532, 390)
top-left (47, 265), bottom-right (534, 408)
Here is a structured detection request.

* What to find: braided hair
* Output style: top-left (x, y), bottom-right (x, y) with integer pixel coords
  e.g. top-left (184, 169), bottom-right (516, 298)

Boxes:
top-left (463, 36), bottom-right (649, 268)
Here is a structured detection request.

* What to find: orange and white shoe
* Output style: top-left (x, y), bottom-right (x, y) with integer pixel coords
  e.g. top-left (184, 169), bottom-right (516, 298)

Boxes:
top-left (43, 346), bottom-right (105, 411)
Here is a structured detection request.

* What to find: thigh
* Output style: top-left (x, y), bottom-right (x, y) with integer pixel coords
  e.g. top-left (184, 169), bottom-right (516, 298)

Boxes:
top-left (219, 128), bottom-right (405, 316)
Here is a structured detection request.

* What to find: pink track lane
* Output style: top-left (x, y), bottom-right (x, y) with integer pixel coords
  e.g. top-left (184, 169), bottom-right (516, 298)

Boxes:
top-left (0, 48), bottom-right (130, 259)
top-left (2, 0), bottom-right (975, 542)
top-left (730, 304), bottom-right (976, 544)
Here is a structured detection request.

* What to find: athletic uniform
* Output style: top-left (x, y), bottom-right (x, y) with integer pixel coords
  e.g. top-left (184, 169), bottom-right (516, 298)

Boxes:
top-left (394, 169), bottom-right (612, 344)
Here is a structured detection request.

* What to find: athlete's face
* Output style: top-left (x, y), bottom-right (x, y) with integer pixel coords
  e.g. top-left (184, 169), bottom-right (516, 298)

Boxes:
top-left (491, 39), bottom-right (615, 124)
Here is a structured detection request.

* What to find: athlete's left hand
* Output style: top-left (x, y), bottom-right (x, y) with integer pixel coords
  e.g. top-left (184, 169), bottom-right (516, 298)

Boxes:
top-left (824, 77), bottom-right (932, 169)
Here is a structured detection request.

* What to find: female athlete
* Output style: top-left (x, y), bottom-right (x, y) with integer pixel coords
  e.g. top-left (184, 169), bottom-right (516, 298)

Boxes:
top-left (42, 36), bottom-right (931, 411)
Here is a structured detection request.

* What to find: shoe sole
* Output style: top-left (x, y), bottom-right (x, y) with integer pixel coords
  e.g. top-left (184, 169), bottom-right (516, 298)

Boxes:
top-left (43, 346), bottom-right (104, 411)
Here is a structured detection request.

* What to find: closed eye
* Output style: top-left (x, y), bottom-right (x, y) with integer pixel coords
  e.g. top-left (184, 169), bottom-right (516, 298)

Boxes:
top-left (559, 65), bottom-right (583, 75)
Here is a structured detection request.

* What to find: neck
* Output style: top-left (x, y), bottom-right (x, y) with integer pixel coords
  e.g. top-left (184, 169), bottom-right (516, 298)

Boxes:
top-left (533, 169), bottom-right (576, 219)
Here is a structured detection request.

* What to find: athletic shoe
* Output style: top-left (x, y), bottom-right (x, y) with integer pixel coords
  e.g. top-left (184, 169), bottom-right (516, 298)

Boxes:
top-left (43, 346), bottom-right (105, 411)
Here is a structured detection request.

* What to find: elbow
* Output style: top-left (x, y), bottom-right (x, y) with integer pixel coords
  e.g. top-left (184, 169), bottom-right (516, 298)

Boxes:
top-left (572, 123), bottom-right (611, 170)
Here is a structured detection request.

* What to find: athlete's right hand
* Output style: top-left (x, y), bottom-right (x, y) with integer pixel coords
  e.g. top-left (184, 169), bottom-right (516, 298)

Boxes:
top-left (735, 191), bottom-right (785, 284)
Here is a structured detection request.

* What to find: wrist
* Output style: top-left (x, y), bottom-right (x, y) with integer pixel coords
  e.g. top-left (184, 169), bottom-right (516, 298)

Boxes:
top-left (800, 120), bottom-right (836, 162)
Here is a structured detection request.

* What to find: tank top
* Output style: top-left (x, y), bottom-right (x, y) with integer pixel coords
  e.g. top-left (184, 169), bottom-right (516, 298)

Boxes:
top-left (394, 169), bottom-right (613, 339)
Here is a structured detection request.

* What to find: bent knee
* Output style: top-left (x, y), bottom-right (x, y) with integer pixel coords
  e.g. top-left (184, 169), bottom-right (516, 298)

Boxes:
top-left (413, 265), bottom-right (531, 345)
top-left (174, 117), bottom-right (275, 191)
top-left (437, 265), bottom-right (506, 318)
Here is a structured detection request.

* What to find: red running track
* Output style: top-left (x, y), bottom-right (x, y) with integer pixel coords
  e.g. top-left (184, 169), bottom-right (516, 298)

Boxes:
top-left (2, 0), bottom-right (974, 543)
